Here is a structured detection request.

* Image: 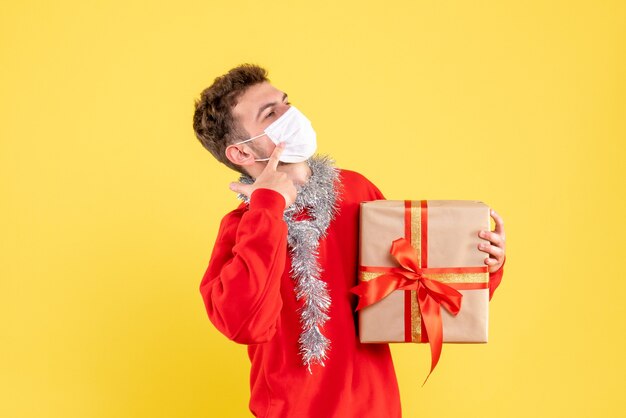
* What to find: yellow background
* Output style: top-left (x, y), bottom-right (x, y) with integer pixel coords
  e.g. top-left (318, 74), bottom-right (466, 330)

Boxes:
top-left (1, 1), bottom-right (624, 417)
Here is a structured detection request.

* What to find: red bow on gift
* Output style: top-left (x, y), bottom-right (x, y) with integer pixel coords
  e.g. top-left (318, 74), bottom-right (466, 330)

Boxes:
top-left (351, 237), bottom-right (463, 385)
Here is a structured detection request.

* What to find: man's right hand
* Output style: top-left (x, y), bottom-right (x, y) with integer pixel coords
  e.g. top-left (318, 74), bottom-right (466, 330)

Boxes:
top-left (229, 142), bottom-right (297, 207)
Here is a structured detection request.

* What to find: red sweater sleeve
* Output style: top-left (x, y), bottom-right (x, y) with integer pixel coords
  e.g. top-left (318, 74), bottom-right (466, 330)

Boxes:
top-left (199, 188), bottom-right (288, 344)
top-left (488, 255), bottom-right (506, 301)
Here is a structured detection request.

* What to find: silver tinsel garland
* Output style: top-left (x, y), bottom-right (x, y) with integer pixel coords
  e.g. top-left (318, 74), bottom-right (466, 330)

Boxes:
top-left (237, 155), bottom-right (340, 372)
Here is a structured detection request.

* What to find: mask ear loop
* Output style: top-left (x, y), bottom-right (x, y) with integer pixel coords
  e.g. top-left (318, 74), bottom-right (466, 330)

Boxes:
top-left (256, 139), bottom-right (288, 162)
top-left (232, 132), bottom-right (267, 145)
top-left (230, 132), bottom-right (272, 161)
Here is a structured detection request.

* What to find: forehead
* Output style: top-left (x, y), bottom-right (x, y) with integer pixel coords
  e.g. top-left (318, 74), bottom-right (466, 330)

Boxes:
top-left (232, 81), bottom-right (283, 121)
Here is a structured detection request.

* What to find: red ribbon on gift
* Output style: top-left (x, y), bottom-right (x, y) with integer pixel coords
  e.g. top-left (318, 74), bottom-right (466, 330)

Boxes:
top-left (351, 237), bottom-right (464, 385)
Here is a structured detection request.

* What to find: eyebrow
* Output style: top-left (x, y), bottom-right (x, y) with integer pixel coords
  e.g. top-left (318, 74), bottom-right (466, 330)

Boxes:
top-left (256, 92), bottom-right (288, 121)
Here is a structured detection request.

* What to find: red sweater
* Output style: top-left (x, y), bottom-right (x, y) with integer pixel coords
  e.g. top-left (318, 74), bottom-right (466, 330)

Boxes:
top-left (200, 169), bottom-right (505, 417)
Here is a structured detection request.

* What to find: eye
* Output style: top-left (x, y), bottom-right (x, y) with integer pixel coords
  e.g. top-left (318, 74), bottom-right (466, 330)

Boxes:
top-left (266, 111), bottom-right (275, 119)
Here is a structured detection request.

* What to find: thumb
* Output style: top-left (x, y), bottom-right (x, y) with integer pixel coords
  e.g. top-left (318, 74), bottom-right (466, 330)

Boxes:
top-left (229, 182), bottom-right (252, 196)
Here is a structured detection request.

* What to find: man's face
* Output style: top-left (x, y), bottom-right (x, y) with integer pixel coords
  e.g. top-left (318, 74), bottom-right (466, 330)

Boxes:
top-left (231, 81), bottom-right (291, 160)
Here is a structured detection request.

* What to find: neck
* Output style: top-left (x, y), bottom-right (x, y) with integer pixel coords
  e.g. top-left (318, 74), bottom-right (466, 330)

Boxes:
top-left (236, 155), bottom-right (339, 216)
top-left (279, 161), bottom-right (312, 186)
top-left (247, 161), bottom-right (312, 186)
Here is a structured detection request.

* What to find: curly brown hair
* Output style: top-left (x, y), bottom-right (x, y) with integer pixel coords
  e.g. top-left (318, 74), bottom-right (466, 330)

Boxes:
top-left (192, 64), bottom-right (269, 173)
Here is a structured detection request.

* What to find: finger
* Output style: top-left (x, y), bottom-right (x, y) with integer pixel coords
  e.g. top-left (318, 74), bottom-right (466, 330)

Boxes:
top-left (266, 142), bottom-right (285, 171)
top-left (485, 257), bottom-right (499, 265)
top-left (478, 230), bottom-right (503, 247)
top-left (229, 182), bottom-right (252, 197)
top-left (477, 242), bottom-right (504, 259)
top-left (490, 208), bottom-right (505, 236)
top-left (485, 257), bottom-right (504, 273)
top-left (484, 257), bottom-right (501, 271)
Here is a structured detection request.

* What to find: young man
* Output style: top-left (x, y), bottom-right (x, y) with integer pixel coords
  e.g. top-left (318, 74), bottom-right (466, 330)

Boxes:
top-left (193, 64), bottom-right (506, 417)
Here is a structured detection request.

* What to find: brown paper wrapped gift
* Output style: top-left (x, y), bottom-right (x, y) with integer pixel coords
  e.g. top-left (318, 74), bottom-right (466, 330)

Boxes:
top-left (351, 200), bottom-right (491, 380)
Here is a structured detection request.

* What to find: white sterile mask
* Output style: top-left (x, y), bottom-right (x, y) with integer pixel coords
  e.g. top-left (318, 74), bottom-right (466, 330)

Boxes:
top-left (233, 105), bottom-right (317, 163)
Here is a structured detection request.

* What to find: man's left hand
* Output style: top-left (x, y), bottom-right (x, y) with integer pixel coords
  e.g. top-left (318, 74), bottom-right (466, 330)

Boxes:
top-left (478, 208), bottom-right (506, 273)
